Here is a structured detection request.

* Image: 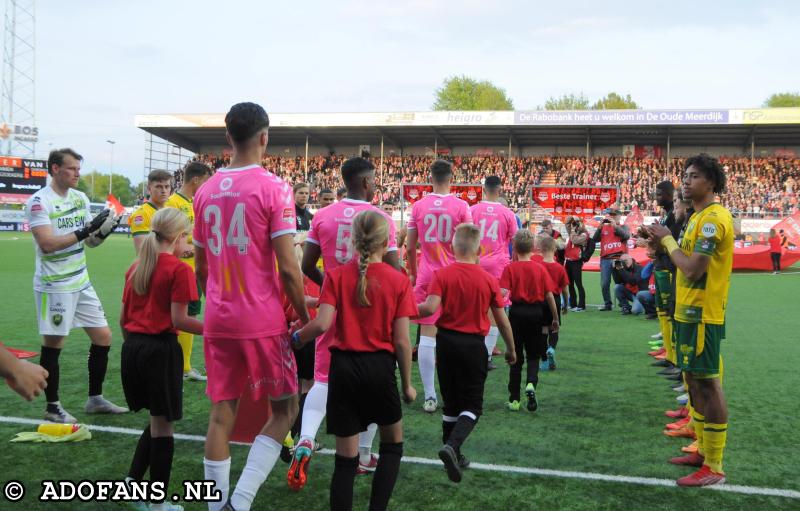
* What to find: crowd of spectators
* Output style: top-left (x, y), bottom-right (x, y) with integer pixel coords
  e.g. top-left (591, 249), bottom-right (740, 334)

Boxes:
top-left (173, 153), bottom-right (799, 217)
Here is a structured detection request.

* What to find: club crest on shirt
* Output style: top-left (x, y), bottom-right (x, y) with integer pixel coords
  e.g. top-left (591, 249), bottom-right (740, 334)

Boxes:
top-left (220, 177), bottom-right (233, 191)
top-left (434, 199), bottom-right (443, 207)
top-left (343, 207), bottom-right (355, 218)
top-left (133, 215), bottom-right (144, 225)
top-left (52, 314), bottom-right (63, 326)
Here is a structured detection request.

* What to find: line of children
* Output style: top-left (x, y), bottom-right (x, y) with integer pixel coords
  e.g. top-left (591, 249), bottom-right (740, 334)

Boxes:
top-left (499, 230), bottom-right (559, 412)
top-left (537, 235), bottom-right (570, 371)
top-left (120, 208), bottom-right (204, 511)
top-left (291, 210), bottom-right (417, 511)
top-left (418, 223), bottom-right (516, 483)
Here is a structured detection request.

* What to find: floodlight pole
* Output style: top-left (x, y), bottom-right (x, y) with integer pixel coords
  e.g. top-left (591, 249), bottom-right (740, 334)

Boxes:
top-left (304, 136), bottom-right (309, 182)
top-left (380, 136), bottom-right (384, 187)
top-left (434, 137), bottom-right (437, 156)
top-left (507, 136), bottom-right (512, 173)
top-left (750, 136), bottom-right (755, 175)
top-left (666, 132), bottom-right (671, 172)
top-left (106, 140), bottom-right (115, 196)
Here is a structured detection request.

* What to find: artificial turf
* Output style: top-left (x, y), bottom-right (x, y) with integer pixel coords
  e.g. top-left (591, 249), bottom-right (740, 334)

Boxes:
top-left (0, 231), bottom-right (797, 510)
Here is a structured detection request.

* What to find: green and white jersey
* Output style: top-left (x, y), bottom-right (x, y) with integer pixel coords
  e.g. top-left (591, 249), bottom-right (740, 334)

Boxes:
top-left (24, 185), bottom-right (93, 293)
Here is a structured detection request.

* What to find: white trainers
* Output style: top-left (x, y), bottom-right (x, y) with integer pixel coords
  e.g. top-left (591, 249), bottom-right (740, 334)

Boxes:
top-left (651, 332), bottom-right (663, 340)
top-left (423, 398), bottom-right (438, 413)
top-left (183, 368), bottom-right (207, 381)
top-left (44, 403), bottom-right (77, 423)
top-left (84, 395), bottom-right (129, 414)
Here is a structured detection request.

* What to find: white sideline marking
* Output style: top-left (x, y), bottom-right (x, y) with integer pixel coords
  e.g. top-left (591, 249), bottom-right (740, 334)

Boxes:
top-left (1, 416), bottom-right (798, 499)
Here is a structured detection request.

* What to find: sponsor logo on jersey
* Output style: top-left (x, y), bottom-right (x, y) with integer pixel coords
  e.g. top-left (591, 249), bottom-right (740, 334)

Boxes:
top-left (282, 208), bottom-right (294, 223)
top-left (434, 199), bottom-right (443, 207)
top-left (133, 215), bottom-right (144, 225)
top-left (30, 203), bottom-right (42, 212)
top-left (487, 206), bottom-right (494, 213)
top-left (343, 207), bottom-right (355, 218)
top-left (220, 177), bottom-right (233, 191)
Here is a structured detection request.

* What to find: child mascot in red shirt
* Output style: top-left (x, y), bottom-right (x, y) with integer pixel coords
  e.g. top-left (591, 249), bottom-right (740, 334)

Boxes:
top-left (418, 223), bottom-right (516, 483)
top-left (120, 208), bottom-right (203, 511)
top-left (292, 210), bottom-right (417, 511)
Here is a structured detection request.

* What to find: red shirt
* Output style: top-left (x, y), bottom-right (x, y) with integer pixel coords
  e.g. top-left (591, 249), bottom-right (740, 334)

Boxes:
top-left (769, 235), bottom-right (782, 253)
top-left (542, 261), bottom-right (569, 293)
top-left (319, 261), bottom-right (417, 353)
top-left (123, 253), bottom-right (198, 335)
top-left (500, 261), bottom-right (554, 304)
top-left (428, 262), bottom-right (504, 336)
top-left (565, 239), bottom-right (582, 260)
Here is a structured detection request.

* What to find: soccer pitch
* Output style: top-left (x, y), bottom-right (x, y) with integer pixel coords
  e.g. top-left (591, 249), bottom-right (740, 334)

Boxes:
top-left (0, 231), bottom-right (798, 510)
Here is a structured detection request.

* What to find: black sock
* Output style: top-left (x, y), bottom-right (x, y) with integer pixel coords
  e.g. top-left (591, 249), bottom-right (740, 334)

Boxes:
top-left (330, 454), bottom-right (358, 511)
top-left (292, 392), bottom-right (307, 438)
top-left (88, 344), bottom-right (110, 397)
top-left (548, 332), bottom-right (559, 349)
top-left (441, 420), bottom-right (455, 445)
top-left (39, 346), bottom-right (61, 403)
top-left (149, 436), bottom-right (174, 503)
top-left (128, 426), bottom-right (151, 480)
top-left (368, 442), bottom-right (403, 511)
top-left (447, 415), bottom-right (478, 452)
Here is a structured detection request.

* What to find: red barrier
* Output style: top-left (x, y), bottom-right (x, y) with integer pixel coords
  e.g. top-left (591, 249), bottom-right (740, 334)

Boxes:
top-left (583, 247), bottom-right (800, 272)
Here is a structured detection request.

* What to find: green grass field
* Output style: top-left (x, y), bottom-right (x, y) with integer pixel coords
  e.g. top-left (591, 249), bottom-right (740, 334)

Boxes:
top-left (0, 231), bottom-right (798, 510)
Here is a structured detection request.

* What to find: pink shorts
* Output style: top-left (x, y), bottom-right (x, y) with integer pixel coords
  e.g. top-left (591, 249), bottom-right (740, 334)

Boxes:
top-left (204, 334), bottom-right (298, 403)
top-left (480, 259), bottom-right (511, 307)
top-left (314, 317), bottom-right (336, 384)
top-left (413, 275), bottom-right (441, 326)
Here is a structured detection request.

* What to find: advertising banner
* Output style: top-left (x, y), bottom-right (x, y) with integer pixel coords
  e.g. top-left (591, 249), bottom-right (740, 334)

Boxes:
top-left (531, 186), bottom-right (618, 219)
top-left (0, 156), bottom-right (47, 204)
top-left (401, 183), bottom-right (483, 206)
top-left (771, 212), bottom-right (800, 245)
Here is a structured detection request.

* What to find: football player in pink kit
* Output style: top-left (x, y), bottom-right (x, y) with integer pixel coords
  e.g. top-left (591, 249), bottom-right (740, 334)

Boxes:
top-left (290, 157), bottom-right (400, 490)
top-left (194, 103), bottom-right (310, 511)
top-left (470, 175), bottom-right (518, 370)
top-left (406, 160), bottom-right (472, 413)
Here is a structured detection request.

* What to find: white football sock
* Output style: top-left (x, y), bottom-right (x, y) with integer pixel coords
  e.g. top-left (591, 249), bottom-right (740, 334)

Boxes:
top-left (203, 457), bottom-right (230, 511)
top-left (299, 382), bottom-right (328, 442)
top-left (230, 435), bottom-right (281, 511)
top-left (358, 423), bottom-right (378, 464)
top-left (484, 326), bottom-right (500, 358)
top-left (418, 336), bottom-right (437, 401)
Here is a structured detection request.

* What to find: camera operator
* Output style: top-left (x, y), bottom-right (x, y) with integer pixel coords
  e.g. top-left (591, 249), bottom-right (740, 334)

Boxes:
top-left (540, 219), bottom-right (565, 264)
top-left (612, 254), bottom-right (655, 316)
top-left (563, 216), bottom-right (588, 311)
top-left (592, 209), bottom-right (630, 311)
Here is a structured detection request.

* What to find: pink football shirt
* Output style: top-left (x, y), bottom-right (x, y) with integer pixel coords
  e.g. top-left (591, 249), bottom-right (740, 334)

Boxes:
top-left (306, 198), bottom-right (397, 272)
top-left (193, 164), bottom-right (296, 339)
top-left (407, 193), bottom-right (472, 281)
top-left (470, 201), bottom-right (518, 278)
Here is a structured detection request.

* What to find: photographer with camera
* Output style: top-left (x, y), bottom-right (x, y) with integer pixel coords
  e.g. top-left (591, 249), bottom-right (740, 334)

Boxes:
top-left (563, 216), bottom-right (589, 311)
top-left (612, 254), bottom-right (655, 316)
top-left (591, 209), bottom-right (630, 311)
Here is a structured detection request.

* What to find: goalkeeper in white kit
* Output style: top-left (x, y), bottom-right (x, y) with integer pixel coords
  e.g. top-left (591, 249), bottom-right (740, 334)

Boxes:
top-left (24, 148), bottom-right (129, 423)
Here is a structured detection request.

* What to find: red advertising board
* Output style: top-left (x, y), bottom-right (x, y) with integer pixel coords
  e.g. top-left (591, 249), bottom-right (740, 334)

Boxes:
top-left (771, 212), bottom-right (800, 246)
top-left (531, 185), bottom-right (618, 219)
top-left (0, 155), bottom-right (48, 204)
top-left (402, 183), bottom-right (483, 206)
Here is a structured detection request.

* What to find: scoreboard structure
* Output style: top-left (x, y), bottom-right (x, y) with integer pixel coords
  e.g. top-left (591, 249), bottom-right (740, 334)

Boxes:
top-left (0, 156), bottom-right (47, 204)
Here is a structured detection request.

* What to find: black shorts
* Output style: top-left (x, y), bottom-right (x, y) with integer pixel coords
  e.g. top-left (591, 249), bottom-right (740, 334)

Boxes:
top-left (326, 350), bottom-right (401, 437)
top-left (121, 332), bottom-right (183, 422)
top-left (542, 295), bottom-right (562, 327)
top-left (294, 339), bottom-right (315, 381)
top-left (509, 302), bottom-right (547, 361)
top-left (436, 328), bottom-right (487, 418)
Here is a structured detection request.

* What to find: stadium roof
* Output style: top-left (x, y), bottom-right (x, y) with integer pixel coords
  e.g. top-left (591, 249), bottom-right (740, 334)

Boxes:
top-left (134, 108), bottom-right (800, 153)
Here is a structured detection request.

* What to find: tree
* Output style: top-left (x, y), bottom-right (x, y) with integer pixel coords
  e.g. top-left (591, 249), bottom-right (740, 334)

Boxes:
top-left (591, 92), bottom-right (639, 110)
top-left (77, 171), bottom-right (136, 206)
top-left (763, 92), bottom-right (800, 107)
top-left (542, 93), bottom-right (590, 110)
top-left (433, 75), bottom-right (514, 110)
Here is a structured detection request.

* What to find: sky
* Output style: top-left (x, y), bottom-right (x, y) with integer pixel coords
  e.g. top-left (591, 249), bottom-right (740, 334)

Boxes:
top-left (23, 0), bottom-right (800, 184)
